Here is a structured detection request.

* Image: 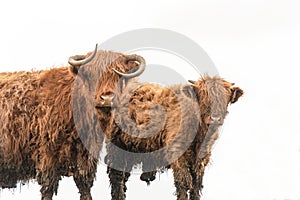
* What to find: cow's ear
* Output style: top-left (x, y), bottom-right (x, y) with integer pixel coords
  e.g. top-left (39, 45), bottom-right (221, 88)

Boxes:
top-left (182, 85), bottom-right (196, 99)
top-left (69, 66), bottom-right (80, 75)
top-left (230, 87), bottom-right (243, 103)
top-left (68, 54), bottom-right (87, 75)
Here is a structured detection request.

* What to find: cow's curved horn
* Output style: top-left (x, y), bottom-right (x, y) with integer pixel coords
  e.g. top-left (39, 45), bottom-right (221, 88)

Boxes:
top-left (68, 44), bottom-right (98, 67)
top-left (113, 55), bottom-right (146, 79)
top-left (188, 80), bottom-right (196, 84)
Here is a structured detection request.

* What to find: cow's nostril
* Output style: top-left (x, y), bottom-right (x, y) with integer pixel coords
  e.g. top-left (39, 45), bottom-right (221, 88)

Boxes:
top-left (100, 94), bottom-right (115, 101)
top-left (99, 94), bottom-right (115, 107)
top-left (210, 116), bottom-right (221, 122)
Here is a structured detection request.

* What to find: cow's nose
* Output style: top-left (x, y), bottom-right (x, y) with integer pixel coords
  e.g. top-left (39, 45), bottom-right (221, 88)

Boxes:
top-left (96, 94), bottom-right (115, 108)
top-left (101, 94), bottom-right (115, 106)
top-left (210, 115), bottom-right (223, 124)
top-left (100, 94), bottom-right (115, 101)
top-left (210, 116), bottom-right (221, 122)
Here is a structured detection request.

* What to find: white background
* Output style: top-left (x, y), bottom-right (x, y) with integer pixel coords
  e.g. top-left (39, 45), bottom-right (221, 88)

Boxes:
top-left (0, 0), bottom-right (300, 199)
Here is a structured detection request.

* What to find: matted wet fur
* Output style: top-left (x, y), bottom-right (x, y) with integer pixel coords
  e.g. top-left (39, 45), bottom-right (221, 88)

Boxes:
top-left (0, 49), bottom-right (144, 200)
top-left (100, 76), bottom-right (243, 200)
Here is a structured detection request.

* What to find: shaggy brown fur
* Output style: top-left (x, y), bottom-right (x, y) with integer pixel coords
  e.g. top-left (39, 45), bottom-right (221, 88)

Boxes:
top-left (99, 76), bottom-right (243, 200)
top-left (0, 49), bottom-right (145, 200)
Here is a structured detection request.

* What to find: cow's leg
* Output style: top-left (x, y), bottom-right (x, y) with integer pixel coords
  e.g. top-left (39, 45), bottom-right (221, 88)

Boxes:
top-left (0, 168), bottom-right (18, 188)
top-left (73, 172), bottom-right (95, 200)
top-left (189, 156), bottom-right (210, 200)
top-left (188, 167), bottom-right (202, 200)
top-left (37, 172), bottom-right (60, 200)
top-left (123, 170), bottom-right (130, 197)
top-left (171, 158), bottom-right (192, 200)
top-left (107, 167), bottom-right (130, 200)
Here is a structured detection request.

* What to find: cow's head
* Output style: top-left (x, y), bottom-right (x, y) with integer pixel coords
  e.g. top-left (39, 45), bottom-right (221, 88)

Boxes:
top-left (187, 76), bottom-right (243, 126)
top-left (67, 44), bottom-right (146, 110)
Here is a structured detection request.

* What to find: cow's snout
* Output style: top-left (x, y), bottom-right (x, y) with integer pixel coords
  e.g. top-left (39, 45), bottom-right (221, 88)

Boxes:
top-left (95, 93), bottom-right (115, 108)
top-left (210, 115), bottom-right (222, 122)
top-left (205, 114), bottom-right (224, 125)
top-left (210, 114), bottom-right (224, 125)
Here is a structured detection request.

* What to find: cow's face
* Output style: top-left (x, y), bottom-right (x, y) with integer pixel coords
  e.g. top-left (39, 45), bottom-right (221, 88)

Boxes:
top-left (67, 46), bottom-right (145, 110)
top-left (93, 56), bottom-right (144, 109)
top-left (189, 76), bottom-right (243, 126)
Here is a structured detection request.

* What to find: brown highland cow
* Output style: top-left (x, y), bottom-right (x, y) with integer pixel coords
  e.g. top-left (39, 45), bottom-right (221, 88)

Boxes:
top-left (0, 45), bottom-right (146, 200)
top-left (97, 76), bottom-right (243, 200)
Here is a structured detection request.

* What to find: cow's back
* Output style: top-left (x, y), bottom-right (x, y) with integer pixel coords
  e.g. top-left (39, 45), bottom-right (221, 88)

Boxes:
top-left (0, 71), bottom-right (41, 160)
top-left (110, 80), bottom-right (201, 152)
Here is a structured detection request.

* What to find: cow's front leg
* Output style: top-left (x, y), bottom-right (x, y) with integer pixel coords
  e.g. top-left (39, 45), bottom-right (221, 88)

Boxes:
top-left (189, 156), bottom-right (210, 200)
top-left (171, 158), bottom-right (192, 200)
top-left (37, 171), bottom-right (60, 200)
top-left (188, 167), bottom-right (202, 200)
top-left (107, 167), bottom-right (130, 200)
top-left (73, 169), bottom-right (96, 200)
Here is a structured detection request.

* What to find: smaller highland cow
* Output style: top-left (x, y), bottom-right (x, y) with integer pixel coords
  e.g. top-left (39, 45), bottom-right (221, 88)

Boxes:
top-left (97, 76), bottom-right (243, 200)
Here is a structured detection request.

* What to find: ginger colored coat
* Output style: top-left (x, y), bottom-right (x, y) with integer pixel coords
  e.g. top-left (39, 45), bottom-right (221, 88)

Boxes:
top-left (102, 76), bottom-right (243, 200)
top-left (0, 48), bottom-right (145, 200)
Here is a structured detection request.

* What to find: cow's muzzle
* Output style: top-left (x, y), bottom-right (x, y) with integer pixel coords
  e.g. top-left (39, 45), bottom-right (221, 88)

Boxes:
top-left (95, 94), bottom-right (115, 108)
top-left (205, 115), bottom-right (224, 125)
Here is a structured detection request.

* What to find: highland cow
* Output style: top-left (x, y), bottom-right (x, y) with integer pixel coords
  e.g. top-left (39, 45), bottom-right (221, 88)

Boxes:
top-left (0, 45), bottom-right (146, 200)
top-left (98, 76), bottom-right (243, 200)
